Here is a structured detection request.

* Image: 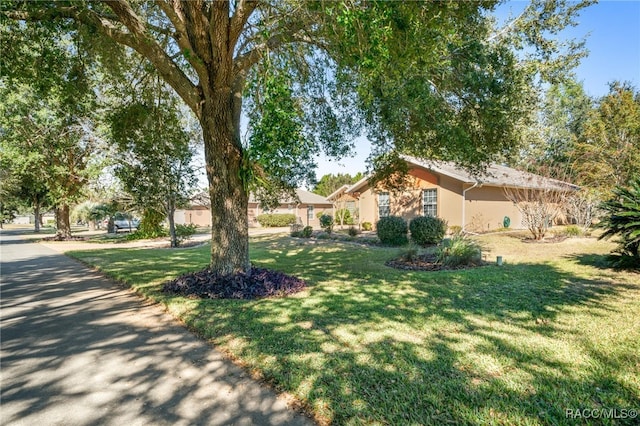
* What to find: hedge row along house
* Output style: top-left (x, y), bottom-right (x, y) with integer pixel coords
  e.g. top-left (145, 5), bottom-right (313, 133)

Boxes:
top-left (327, 156), bottom-right (578, 233)
top-left (175, 189), bottom-right (332, 228)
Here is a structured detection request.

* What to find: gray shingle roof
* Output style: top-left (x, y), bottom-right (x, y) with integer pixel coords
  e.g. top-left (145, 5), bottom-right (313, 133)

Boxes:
top-left (348, 155), bottom-right (578, 193)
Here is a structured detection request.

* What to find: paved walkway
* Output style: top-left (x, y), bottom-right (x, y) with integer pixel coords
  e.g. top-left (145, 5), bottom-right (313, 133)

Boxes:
top-left (0, 229), bottom-right (311, 426)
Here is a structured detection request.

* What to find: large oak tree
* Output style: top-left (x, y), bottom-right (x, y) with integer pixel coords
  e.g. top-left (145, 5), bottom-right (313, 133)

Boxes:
top-left (2, 0), bottom-right (591, 274)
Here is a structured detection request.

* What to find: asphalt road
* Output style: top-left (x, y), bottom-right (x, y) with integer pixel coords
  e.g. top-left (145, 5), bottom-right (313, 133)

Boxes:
top-left (0, 229), bottom-right (311, 426)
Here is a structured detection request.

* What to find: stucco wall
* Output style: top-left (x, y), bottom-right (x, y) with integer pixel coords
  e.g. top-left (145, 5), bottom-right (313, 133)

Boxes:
top-left (352, 167), bottom-right (527, 232)
top-left (464, 186), bottom-right (523, 232)
top-left (175, 207), bottom-right (211, 227)
top-left (249, 202), bottom-right (333, 228)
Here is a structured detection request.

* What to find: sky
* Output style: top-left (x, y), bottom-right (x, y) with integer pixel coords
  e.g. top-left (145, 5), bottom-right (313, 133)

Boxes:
top-left (313, 0), bottom-right (640, 180)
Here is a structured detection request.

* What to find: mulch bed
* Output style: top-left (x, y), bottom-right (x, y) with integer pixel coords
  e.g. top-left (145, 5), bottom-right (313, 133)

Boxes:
top-left (521, 235), bottom-right (568, 243)
top-left (163, 267), bottom-right (307, 300)
top-left (41, 235), bottom-right (89, 242)
top-left (385, 253), bottom-right (485, 271)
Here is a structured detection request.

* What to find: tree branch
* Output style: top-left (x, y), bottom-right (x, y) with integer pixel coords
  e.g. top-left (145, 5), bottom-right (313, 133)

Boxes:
top-left (229, 0), bottom-right (259, 53)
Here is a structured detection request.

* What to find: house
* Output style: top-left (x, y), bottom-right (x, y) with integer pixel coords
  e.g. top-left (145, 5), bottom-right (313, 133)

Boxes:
top-left (175, 188), bottom-right (333, 228)
top-left (328, 155), bottom-right (577, 232)
top-left (248, 189), bottom-right (333, 228)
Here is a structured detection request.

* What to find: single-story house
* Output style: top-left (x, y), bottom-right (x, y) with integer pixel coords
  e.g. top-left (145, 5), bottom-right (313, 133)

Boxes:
top-left (328, 155), bottom-right (577, 232)
top-left (248, 189), bottom-right (333, 228)
top-left (175, 188), bottom-right (333, 228)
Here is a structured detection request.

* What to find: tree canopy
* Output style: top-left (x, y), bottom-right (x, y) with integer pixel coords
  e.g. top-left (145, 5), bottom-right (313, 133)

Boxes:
top-left (313, 173), bottom-right (363, 197)
top-left (2, 0), bottom-right (593, 274)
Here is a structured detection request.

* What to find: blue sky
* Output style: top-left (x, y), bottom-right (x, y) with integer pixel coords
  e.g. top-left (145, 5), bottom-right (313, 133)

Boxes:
top-left (314, 0), bottom-right (640, 179)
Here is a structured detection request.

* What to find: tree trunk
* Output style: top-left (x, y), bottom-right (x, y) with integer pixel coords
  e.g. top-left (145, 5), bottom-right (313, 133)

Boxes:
top-left (33, 203), bottom-right (41, 233)
top-left (167, 198), bottom-right (177, 248)
top-left (54, 204), bottom-right (72, 239)
top-left (201, 94), bottom-right (250, 275)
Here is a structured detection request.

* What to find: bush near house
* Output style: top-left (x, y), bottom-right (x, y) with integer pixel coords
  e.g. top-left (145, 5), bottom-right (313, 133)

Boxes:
top-left (257, 213), bottom-right (296, 227)
top-left (376, 216), bottom-right (408, 246)
top-left (362, 221), bottom-right (373, 231)
top-left (435, 235), bottom-right (482, 267)
top-left (319, 214), bottom-right (334, 234)
top-left (409, 216), bottom-right (447, 246)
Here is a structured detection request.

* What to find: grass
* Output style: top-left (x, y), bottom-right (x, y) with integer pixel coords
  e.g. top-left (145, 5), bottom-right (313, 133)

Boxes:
top-left (69, 234), bottom-right (640, 425)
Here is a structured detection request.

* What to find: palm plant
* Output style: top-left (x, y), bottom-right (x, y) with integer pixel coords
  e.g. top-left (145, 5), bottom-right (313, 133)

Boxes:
top-left (597, 177), bottom-right (640, 268)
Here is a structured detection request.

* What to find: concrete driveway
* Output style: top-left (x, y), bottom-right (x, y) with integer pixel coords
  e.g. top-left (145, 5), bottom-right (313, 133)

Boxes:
top-left (0, 229), bottom-right (312, 426)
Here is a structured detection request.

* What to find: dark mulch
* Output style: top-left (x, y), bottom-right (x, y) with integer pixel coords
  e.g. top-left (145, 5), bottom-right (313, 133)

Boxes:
top-left (162, 267), bottom-right (307, 300)
top-left (521, 235), bottom-right (568, 244)
top-left (42, 235), bottom-right (88, 242)
top-left (385, 253), bottom-right (484, 271)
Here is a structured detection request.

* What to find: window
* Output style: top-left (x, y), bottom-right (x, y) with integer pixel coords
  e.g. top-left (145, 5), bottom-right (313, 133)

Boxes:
top-left (423, 189), bottom-right (437, 217)
top-left (346, 200), bottom-right (356, 215)
top-left (307, 205), bottom-right (314, 221)
top-left (378, 192), bottom-right (390, 218)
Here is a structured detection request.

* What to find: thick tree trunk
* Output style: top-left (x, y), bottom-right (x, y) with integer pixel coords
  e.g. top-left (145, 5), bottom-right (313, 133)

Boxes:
top-left (201, 94), bottom-right (250, 275)
top-left (33, 203), bottom-right (41, 233)
top-left (54, 204), bottom-right (72, 239)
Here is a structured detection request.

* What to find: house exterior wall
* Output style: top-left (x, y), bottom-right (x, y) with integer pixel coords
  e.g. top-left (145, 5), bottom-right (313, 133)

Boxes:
top-left (248, 202), bottom-right (333, 228)
top-left (175, 206), bottom-right (211, 227)
top-left (464, 186), bottom-right (523, 232)
top-left (353, 167), bottom-right (527, 232)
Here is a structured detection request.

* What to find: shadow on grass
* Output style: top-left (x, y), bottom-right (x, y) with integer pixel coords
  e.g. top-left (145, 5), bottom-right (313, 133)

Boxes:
top-left (71, 237), bottom-right (640, 425)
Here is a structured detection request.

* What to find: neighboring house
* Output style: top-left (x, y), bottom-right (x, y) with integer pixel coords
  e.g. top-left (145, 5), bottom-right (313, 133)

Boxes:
top-left (328, 155), bottom-right (577, 232)
top-left (175, 188), bottom-right (333, 228)
top-left (248, 189), bottom-right (333, 228)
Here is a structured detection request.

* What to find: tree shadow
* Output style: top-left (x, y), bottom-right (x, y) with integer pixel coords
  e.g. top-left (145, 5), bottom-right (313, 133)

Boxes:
top-left (179, 240), bottom-right (640, 424)
top-left (1, 248), bottom-right (310, 425)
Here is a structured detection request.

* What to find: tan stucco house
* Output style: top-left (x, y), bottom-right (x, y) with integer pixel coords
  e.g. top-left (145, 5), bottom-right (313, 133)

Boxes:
top-left (247, 189), bottom-right (333, 228)
top-left (175, 188), bottom-right (332, 228)
top-left (328, 156), bottom-right (577, 232)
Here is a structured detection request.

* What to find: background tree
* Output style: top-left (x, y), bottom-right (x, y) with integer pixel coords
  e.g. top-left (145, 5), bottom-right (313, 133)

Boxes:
top-left (570, 82), bottom-right (640, 196)
top-left (1, 19), bottom-right (103, 238)
top-left (109, 76), bottom-right (198, 248)
top-left (517, 79), bottom-right (592, 177)
top-left (313, 173), bottom-right (363, 197)
top-left (3, 0), bottom-right (592, 274)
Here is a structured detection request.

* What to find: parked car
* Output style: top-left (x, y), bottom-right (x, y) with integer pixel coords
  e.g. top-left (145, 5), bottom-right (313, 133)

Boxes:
top-left (114, 218), bottom-right (139, 232)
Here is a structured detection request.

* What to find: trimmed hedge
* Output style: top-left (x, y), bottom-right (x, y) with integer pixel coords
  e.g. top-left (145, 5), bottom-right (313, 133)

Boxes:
top-left (410, 216), bottom-right (447, 246)
top-left (376, 216), bottom-right (408, 246)
top-left (257, 213), bottom-right (296, 227)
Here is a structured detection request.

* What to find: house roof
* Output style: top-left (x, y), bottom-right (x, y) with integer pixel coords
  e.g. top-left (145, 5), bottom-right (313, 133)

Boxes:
top-left (189, 188), bottom-right (331, 207)
top-left (347, 155), bottom-right (578, 193)
top-left (248, 188), bottom-right (332, 205)
top-left (326, 184), bottom-right (351, 201)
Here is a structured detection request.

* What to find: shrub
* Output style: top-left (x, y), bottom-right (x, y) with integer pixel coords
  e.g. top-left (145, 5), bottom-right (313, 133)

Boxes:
top-left (409, 216), bottom-right (447, 246)
top-left (448, 225), bottom-right (462, 236)
top-left (302, 226), bottom-right (313, 238)
top-left (362, 222), bottom-right (372, 231)
top-left (435, 236), bottom-right (482, 267)
top-left (376, 216), bottom-right (408, 246)
top-left (335, 208), bottom-right (354, 225)
top-left (400, 244), bottom-right (420, 262)
top-left (136, 209), bottom-right (166, 238)
top-left (319, 214), bottom-right (334, 234)
top-left (564, 225), bottom-right (582, 237)
top-left (257, 213), bottom-right (296, 227)
top-left (290, 223), bottom-right (304, 237)
top-left (175, 223), bottom-right (198, 245)
top-left (597, 177), bottom-right (640, 269)
top-left (347, 226), bottom-right (359, 237)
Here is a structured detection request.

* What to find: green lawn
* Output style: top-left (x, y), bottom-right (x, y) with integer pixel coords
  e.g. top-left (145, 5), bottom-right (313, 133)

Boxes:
top-left (69, 233), bottom-right (640, 425)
